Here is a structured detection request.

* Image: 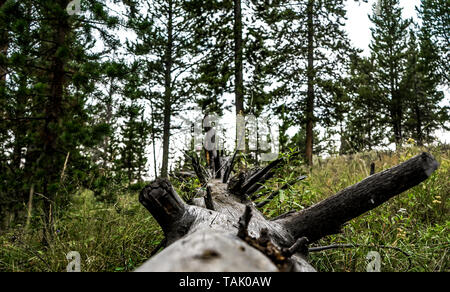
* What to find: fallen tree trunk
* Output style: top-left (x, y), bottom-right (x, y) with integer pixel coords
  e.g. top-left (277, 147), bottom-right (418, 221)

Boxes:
top-left (274, 152), bottom-right (439, 243)
top-left (136, 152), bottom-right (438, 272)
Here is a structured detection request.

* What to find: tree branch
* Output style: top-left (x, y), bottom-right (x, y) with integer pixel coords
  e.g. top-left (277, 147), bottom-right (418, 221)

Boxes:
top-left (275, 152), bottom-right (439, 243)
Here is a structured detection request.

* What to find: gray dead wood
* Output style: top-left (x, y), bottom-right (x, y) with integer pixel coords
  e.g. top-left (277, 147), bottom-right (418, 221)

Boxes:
top-left (274, 152), bottom-right (439, 243)
top-left (256, 175), bottom-right (307, 208)
top-left (137, 152), bottom-right (438, 272)
top-left (139, 178), bottom-right (315, 271)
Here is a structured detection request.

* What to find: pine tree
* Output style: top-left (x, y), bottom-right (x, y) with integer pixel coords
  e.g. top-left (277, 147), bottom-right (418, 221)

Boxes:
top-left (418, 0), bottom-right (449, 84)
top-left (118, 103), bottom-right (150, 184)
top-left (0, 0), bottom-right (122, 227)
top-left (342, 55), bottom-right (387, 153)
top-left (0, 0), bottom-right (6, 82)
top-left (261, 0), bottom-right (356, 164)
top-left (401, 28), bottom-right (449, 145)
top-left (125, 0), bottom-right (197, 178)
top-left (369, 0), bottom-right (410, 148)
top-left (184, 0), bottom-right (275, 118)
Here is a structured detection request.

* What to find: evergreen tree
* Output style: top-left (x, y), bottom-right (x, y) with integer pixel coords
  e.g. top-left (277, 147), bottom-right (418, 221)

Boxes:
top-left (261, 0), bottom-right (356, 164)
top-left (184, 0), bottom-right (274, 118)
top-left (0, 0), bottom-right (6, 82)
top-left (418, 0), bottom-right (449, 84)
top-left (125, 0), bottom-right (197, 178)
top-left (0, 0), bottom-right (121, 227)
top-left (369, 0), bottom-right (410, 148)
top-left (401, 28), bottom-right (449, 145)
top-left (341, 55), bottom-right (387, 153)
top-left (118, 103), bottom-right (150, 184)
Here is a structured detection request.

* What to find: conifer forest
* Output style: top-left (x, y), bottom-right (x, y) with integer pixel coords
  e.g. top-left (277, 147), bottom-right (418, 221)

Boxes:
top-left (0, 0), bottom-right (448, 274)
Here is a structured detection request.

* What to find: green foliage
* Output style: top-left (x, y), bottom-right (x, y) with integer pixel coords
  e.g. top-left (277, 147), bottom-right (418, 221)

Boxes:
top-left (254, 146), bottom-right (449, 272)
top-left (118, 103), bottom-right (151, 183)
top-left (0, 0), bottom-right (448, 273)
top-left (0, 189), bottom-right (163, 272)
top-left (2, 147), bottom-right (446, 272)
top-left (341, 55), bottom-right (387, 153)
top-left (418, 0), bottom-right (450, 84)
top-left (369, 0), bottom-right (411, 146)
top-left (0, 0), bottom-right (123, 223)
top-left (401, 27), bottom-right (449, 145)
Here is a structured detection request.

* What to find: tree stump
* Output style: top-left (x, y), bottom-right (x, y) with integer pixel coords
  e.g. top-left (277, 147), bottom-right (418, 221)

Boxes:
top-left (136, 152), bottom-right (439, 272)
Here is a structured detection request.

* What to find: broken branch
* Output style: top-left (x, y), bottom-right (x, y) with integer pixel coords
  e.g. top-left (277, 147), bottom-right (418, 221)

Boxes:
top-left (275, 152), bottom-right (439, 243)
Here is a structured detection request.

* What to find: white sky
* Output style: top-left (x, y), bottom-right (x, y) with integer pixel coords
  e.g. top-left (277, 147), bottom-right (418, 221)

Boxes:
top-left (346, 0), bottom-right (421, 56)
top-left (345, 0), bottom-right (449, 145)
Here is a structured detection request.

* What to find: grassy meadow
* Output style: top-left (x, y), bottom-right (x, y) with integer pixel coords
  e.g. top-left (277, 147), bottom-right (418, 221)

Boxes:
top-left (0, 146), bottom-right (448, 272)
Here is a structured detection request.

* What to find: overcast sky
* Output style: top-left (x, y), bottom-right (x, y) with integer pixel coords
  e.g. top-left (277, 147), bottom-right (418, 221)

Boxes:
top-left (345, 0), bottom-right (449, 145)
top-left (346, 0), bottom-right (421, 56)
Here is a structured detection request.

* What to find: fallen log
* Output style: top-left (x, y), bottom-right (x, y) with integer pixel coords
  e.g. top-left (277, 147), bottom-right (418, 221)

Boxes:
top-left (274, 152), bottom-right (439, 243)
top-left (137, 152), bottom-right (438, 272)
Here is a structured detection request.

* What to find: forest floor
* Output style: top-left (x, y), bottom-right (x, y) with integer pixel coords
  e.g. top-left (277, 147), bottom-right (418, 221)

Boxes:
top-left (0, 145), bottom-right (448, 272)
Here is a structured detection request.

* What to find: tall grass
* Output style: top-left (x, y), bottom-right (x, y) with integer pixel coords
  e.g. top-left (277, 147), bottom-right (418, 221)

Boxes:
top-left (0, 146), bottom-right (448, 272)
top-left (257, 146), bottom-right (449, 272)
top-left (0, 190), bottom-right (163, 272)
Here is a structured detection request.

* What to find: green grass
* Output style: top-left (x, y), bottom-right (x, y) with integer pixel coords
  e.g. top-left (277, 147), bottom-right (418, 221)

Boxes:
top-left (257, 145), bottom-right (449, 272)
top-left (0, 146), bottom-right (448, 272)
top-left (0, 190), bottom-right (163, 272)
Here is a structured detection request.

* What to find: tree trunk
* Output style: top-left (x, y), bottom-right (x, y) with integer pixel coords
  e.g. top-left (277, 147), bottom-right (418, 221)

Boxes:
top-left (41, 1), bottom-right (71, 229)
top-left (136, 152), bottom-right (438, 272)
top-left (305, 0), bottom-right (315, 166)
top-left (149, 100), bottom-right (159, 178)
top-left (161, 0), bottom-right (174, 178)
top-left (0, 0), bottom-right (7, 82)
top-left (234, 0), bottom-right (244, 116)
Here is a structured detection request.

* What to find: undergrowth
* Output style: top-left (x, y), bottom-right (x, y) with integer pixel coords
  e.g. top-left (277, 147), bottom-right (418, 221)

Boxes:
top-left (0, 145), bottom-right (448, 272)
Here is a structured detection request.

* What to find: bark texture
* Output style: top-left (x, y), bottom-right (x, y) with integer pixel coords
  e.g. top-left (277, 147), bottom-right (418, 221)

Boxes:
top-left (137, 152), bottom-right (438, 272)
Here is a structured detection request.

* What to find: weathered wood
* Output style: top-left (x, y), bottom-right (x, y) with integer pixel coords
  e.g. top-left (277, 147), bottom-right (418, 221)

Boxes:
top-left (173, 171), bottom-right (196, 179)
top-left (185, 152), bottom-right (208, 185)
top-left (223, 151), bottom-right (238, 183)
top-left (237, 205), bottom-right (252, 239)
top-left (137, 152), bottom-right (438, 272)
top-left (239, 153), bottom-right (300, 196)
top-left (135, 229), bottom-right (279, 272)
top-left (275, 152), bottom-right (439, 243)
top-left (213, 150), bottom-right (222, 179)
top-left (138, 178), bottom-right (316, 272)
top-left (204, 185), bottom-right (215, 211)
top-left (139, 179), bottom-right (194, 245)
top-left (247, 170), bottom-right (276, 197)
top-left (283, 237), bottom-right (309, 257)
top-left (239, 157), bottom-right (284, 195)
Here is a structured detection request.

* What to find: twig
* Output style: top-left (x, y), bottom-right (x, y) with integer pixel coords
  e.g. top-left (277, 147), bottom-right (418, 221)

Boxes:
top-left (223, 151), bottom-right (238, 183)
top-left (204, 185), bottom-right (215, 211)
top-left (237, 205), bottom-right (252, 239)
top-left (283, 237), bottom-right (309, 257)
